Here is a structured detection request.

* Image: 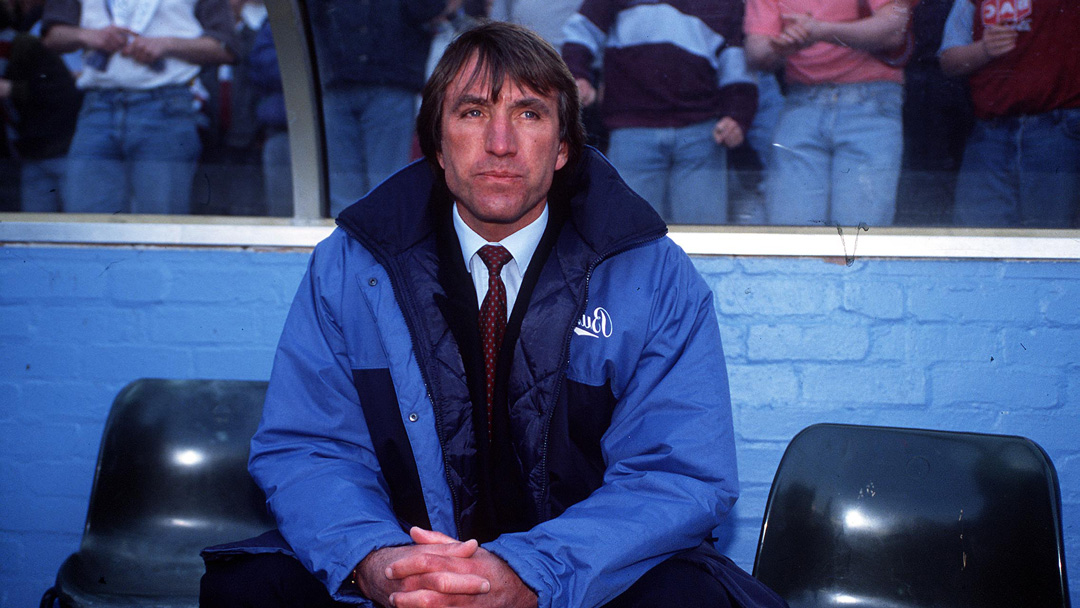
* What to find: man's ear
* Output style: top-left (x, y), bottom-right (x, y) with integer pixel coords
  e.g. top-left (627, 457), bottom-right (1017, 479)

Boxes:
top-left (436, 149), bottom-right (445, 169)
top-left (554, 141), bottom-right (568, 171)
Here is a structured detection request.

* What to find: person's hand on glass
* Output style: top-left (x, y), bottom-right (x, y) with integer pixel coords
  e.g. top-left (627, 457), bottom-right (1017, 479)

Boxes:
top-left (712, 117), bottom-right (745, 148)
top-left (82, 24), bottom-right (131, 53)
top-left (575, 78), bottom-right (597, 107)
top-left (981, 24), bottom-right (1018, 59)
top-left (122, 35), bottom-right (171, 66)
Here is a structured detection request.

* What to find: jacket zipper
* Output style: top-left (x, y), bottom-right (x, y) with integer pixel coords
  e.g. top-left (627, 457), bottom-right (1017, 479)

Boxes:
top-left (536, 230), bottom-right (666, 519)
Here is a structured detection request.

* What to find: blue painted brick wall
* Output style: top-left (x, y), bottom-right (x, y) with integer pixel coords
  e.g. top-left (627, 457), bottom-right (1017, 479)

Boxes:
top-left (2, 245), bottom-right (1077, 608)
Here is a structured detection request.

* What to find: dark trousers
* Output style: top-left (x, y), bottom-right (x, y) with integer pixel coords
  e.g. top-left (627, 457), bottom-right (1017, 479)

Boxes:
top-left (200, 552), bottom-right (734, 608)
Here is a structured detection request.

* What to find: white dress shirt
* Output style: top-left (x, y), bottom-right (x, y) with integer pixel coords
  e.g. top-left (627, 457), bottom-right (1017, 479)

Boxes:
top-left (453, 203), bottom-right (550, 319)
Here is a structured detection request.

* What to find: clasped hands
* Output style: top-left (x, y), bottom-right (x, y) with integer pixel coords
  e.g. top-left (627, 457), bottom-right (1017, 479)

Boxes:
top-left (85, 24), bottom-right (170, 66)
top-left (356, 527), bottom-right (537, 608)
top-left (769, 12), bottom-right (819, 55)
top-left (981, 24), bottom-right (1018, 60)
top-left (769, 0), bottom-right (912, 56)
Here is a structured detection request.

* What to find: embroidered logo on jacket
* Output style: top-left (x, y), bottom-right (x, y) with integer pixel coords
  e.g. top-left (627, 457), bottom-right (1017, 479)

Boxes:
top-left (575, 306), bottom-right (613, 338)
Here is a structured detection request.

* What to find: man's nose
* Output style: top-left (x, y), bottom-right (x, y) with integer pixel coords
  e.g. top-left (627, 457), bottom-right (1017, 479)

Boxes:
top-left (484, 114), bottom-right (517, 156)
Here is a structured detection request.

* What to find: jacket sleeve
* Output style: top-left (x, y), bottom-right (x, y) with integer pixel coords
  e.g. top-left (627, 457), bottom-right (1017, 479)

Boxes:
top-left (714, 0), bottom-right (757, 132)
top-left (484, 243), bottom-right (738, 608)
top-left (248, 22), bottom-right (282, 90)
top-left (194, 0), bottom-right (241, 61)
top-left (249, 234), bottom-right (412, 605)
top-left (560, 0), bottom-right (617, 82)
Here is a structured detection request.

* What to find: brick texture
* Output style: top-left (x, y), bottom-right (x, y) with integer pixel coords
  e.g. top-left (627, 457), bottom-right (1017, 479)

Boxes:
top-left (1, 246), bottom-right (1078, 608)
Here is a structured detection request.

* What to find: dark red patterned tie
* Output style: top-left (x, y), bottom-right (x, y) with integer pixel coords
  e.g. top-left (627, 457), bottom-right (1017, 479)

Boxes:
top-left (477, 244), bottom-right (513, 440)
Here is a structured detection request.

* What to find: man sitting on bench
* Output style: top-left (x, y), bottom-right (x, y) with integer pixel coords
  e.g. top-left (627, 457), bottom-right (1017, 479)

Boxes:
top-left (200, 21), bottom-right (786, 608)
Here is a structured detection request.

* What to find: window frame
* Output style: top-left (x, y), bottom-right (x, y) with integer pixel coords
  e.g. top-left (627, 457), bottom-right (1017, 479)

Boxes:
top-left (2, 0), bottom-right (1079, 261)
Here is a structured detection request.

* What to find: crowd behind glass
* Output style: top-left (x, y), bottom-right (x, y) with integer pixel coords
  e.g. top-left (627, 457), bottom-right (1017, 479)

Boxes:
top-left (0, 0), bottom-right (1076, 228)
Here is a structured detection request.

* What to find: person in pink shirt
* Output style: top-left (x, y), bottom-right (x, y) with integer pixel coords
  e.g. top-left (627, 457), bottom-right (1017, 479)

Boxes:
top-left (744, 0), bottom-right (915, 227)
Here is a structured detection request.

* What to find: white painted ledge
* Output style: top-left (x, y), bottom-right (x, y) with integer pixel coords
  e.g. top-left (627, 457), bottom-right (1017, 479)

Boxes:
top-left (3, 215), bottom-right (1080, 260)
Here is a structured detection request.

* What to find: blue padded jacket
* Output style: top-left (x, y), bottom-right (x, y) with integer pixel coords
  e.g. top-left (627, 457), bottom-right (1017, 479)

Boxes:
top-left (246, 148), bottom-right (748, 608)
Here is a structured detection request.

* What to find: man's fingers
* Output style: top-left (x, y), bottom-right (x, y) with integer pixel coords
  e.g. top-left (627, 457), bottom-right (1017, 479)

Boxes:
top-left (403, 572), bottom-right (491, 595)
top-left (447, 539), bottom-right (478, 558)
top-left (407, 528), bottom-right (479, 559)
top-left (389, 588), bottom-right (449, 608)
top-left (386, 545), bottom-right (477, 579)
top-left (429, 538), bottom-right (478, 559)
top-left (387, 552), bottom-right (451, 579)
top-left (389, 588), bottom-right (487, 608)
top-left (410, 527), bottom-right (458, 545)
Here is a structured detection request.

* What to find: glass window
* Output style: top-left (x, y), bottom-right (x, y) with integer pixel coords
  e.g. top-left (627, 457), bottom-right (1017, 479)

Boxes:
top-left (1, 0), bottom-right (1077, 234)
top-left (0, 0), bottom-right (291, 217)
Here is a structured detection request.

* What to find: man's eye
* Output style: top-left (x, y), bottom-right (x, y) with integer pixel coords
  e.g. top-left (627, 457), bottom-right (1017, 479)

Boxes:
top-left (522, 110), bottom-right (539, 119)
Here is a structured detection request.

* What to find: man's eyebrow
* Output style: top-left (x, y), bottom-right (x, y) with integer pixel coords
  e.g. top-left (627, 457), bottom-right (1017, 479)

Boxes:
top-left (511, 96), bottom-right (553, 112)
top-left (450, 94), bottom-right (492, 112)
top-left (448, 92), bottom-right (554, 113)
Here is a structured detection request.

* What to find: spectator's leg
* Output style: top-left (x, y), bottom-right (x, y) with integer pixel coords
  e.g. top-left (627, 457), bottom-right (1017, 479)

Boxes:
top-left (746, 71), bottom-right (784, 172)
top-left (263, 130), bottom-right (294, 217)
top-left (730, 71), bottom-right (783, 225)
top-left (896, 65), bottom-right (974, 226)
top-left (323, 84), bottom-right (369, 217)
top-left (953, 119), bottom-right (1018, 227)
top-left (668, 120), bottom-right (728, 224)
top-left (200, 553), bottom-right (347, 608)
top-left (607, 126), bottom-right (672, 220)
top-left (20, 157), bottom-right (66, 213)
top-left (126, 87), bottom-right (202, 215)
top-left (765, 88), bottom-right (831, 226)
top-left (1016, 108), bottom-right (1080, 228)
top-left (602, 557), bottom-right (734, 608)
top-left (354, 85), bottom-right (416, 217)
top-left (831, 81), bottom-right (903, 227)
top-left (64, 91), bottom-right (128, 214)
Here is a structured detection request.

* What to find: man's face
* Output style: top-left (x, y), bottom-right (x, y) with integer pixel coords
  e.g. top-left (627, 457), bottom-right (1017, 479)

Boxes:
top-left (437, 56), bottom-right (569, 242)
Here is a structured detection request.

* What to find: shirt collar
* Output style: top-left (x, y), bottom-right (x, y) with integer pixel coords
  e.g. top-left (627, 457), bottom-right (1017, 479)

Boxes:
top-left (453, 202), bottom-right (549, 275)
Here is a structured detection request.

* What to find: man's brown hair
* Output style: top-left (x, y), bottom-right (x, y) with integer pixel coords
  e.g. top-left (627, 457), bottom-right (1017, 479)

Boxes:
top-left (416, 21), bottom-right (586, 179)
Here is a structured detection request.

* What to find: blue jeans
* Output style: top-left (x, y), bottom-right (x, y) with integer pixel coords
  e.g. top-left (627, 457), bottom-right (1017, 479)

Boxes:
top-left (953, 108), bottom-right (1080, 228)
top-left (262, 130), bottom-right (293, 217)
top-left (64, 86), bottom-right (201, 214)
top-left (20, 157), bottom-right (67, 212)
top-left (766, 81), bottom-right (903, 227)
top-left (729, 71), bottom-right (785, 225)
top-left (322, 84), bottom-right (416, 217)
top-left (606, 120), bottom-right (728, 225)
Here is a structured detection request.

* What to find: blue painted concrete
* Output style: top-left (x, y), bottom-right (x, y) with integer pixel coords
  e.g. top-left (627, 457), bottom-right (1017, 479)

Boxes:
top-left (2, 245), bottom-right (1077, 607)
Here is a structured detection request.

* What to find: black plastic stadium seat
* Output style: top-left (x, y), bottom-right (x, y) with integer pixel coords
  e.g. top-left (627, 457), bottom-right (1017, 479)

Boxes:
top-left (41, 379), bottom-right (276, 608)
top-left (754, 423), bottom-right (1070, 608)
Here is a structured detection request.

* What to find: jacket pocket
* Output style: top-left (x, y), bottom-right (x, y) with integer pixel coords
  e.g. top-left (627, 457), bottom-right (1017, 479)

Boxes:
top-left (544, 379), bottom-right (616, 517)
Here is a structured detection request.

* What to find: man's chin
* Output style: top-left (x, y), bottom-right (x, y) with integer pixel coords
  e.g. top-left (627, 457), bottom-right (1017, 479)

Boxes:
top-left (469, 193), bottom-right (529, 216)
top-left (453, 192), bottom-right (547, 237)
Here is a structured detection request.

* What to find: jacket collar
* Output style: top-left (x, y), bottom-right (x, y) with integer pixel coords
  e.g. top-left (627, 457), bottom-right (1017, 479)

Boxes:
top-left (335, 146), bottom-right (667, 261)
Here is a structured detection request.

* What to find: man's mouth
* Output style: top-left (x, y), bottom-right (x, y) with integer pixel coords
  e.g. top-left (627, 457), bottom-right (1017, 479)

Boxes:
top-left (479, 171), bottom-right (521, 179)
